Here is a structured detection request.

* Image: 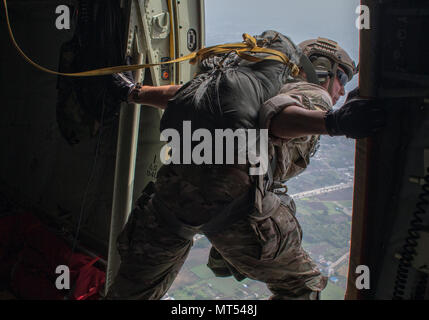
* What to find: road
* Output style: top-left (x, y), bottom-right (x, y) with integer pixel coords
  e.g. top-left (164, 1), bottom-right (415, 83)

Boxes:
top-left (288, 182), bottom-right (353, 200)
top-left (330, 252), bottom-right (350, 270)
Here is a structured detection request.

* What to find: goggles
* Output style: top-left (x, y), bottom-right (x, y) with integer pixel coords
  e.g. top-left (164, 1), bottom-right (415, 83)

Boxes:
top-left (335, 69), bottom-right (348, 87)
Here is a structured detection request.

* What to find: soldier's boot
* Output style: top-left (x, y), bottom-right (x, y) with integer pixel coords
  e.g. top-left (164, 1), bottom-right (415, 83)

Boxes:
top-left (207, 247), bottom-right (246, 281)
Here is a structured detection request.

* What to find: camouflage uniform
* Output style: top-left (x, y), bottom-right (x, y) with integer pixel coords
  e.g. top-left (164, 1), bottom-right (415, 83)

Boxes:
top-left (106, 80), bottom-right (332, 300)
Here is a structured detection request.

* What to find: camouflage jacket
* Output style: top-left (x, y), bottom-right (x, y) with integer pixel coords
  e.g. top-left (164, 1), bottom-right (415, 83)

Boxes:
top-left (154, 81), bottom-right (333, 226)
top-left (260, 80), bottom-right (333, 183)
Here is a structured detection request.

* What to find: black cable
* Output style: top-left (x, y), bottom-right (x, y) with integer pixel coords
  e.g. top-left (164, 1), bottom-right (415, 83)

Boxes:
top-left (414, 271), bottom-right (428, 300)
top-left (393, 167), bottom-right (429, 299)
top-left (64, 82), bottom-right (106, 301)
top-left (69, 103), bottom-right (106, 258)
top-left (64, 0), bottom-right (126, 299)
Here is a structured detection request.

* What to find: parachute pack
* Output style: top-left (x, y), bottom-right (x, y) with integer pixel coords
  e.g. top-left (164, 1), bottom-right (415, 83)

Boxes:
top-left (160, 30), bottom-right (302, 166)
top-left (161, 30), bottom-right (302, 136)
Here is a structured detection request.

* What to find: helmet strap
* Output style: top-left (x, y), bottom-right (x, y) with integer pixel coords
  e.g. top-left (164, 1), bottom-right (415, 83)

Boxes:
top-left (299, 54), bottom-right (320, 85)
top-left (328, 62), bottom-right (338, 95)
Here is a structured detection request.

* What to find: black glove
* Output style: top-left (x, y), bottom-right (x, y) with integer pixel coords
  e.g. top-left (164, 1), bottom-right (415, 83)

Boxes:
top-left (110, 56), bottom-right (138, 102)
top-left (324, 88), bottom-right (387, 139)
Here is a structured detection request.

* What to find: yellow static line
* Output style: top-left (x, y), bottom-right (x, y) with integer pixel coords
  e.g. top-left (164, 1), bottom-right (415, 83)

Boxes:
top-left (2, 0), bottom-right (299, 78)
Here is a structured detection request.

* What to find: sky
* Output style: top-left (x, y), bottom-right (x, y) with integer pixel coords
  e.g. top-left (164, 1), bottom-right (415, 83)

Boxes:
top-left (204, 0), bottom-right (361, 99)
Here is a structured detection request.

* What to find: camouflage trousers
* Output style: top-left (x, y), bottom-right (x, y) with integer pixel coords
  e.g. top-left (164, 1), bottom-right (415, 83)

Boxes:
top-left (106, 167), bottom-right (327, 300)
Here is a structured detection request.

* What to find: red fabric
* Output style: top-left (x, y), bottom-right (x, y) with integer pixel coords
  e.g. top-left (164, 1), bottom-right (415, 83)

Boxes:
top-left (73, 257), bottom-right (104, 300)
top-left (11, 246), bottom-right (65, 300)
top-left (0, 212), bottom-right (105, 300)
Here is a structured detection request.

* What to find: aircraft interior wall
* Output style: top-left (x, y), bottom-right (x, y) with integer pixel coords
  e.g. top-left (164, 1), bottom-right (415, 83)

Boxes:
top-left (347, 0), bottom-right (429, 300)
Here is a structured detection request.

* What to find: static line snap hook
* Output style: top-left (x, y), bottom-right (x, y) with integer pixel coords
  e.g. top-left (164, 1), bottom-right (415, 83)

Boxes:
top-left (242, 33), bottom-right (257, 48)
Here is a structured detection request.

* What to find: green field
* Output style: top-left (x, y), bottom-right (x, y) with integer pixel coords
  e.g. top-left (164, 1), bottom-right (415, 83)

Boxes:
top-left (322, 201), bottom-right (344, 215)
top-left (321, 282), bottom-right (345, 300)
top-left (337, 200), bottom-right (353, 208)
top-left (171, 290), bottom-right (196, 300)
top-left (173, 263), bottom-right (273, 299)
top-left (210, 277), bottom-right (242, 297)
top-left (295, 202), bottom-right (312, 215)
top-left (191, 264), bottom-right (214, 279)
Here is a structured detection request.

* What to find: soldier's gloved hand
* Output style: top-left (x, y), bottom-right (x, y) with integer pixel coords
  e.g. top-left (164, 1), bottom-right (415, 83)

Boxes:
top-left (111, 73), bottom-right (134, 102)
top-left (324, 87), bottom-right (387, 139)
top-left (110, 56), bottom-right (141, 103)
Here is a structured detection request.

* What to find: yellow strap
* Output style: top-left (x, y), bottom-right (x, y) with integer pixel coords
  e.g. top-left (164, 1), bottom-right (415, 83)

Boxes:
top-left (2, 0), bottom-right (299, 77)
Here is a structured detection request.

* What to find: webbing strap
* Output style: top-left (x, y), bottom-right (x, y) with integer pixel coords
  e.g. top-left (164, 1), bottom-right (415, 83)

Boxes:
top-left (264, 151), bottom-right (278, 192)
top-left (299, 54), bottom-right (320, 85)
top-left (2, 0), bottom-right (300, 78)
top-left (150, 186), bottom-right (255, 240)
top-left (328, 62), bottom-right (339, 95)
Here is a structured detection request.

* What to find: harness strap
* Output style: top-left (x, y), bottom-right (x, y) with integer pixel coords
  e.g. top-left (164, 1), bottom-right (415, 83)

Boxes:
top-left (150, 196), bottom-right (197, 240)
top-left (264, 150), bottom-right (278, 192)
top-left (148, 184), bottom-right (255, 240)
top-left (328, 62), bottom-right (339, 95)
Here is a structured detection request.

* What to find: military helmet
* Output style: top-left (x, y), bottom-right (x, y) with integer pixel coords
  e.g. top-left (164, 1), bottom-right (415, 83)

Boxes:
top-left (298, 37), bottom-right (357, 82)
